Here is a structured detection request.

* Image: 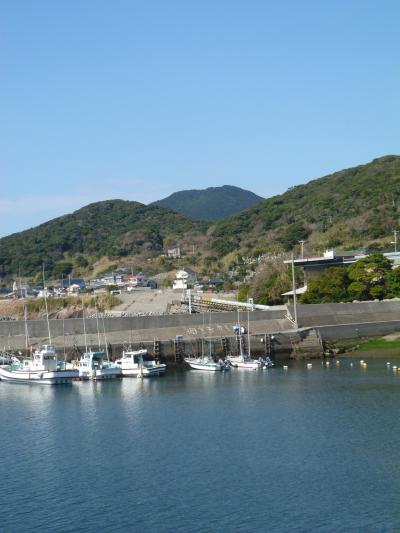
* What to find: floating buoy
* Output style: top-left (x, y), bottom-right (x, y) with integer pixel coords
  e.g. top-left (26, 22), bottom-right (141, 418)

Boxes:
top-left (387, 362), bottom-right (391, 366)
top-left (350, 362), bottom-right (354, 367)
top-left (336, 360), bottom-right (340, 365)
top-left (283, 365), bottom-right (288, 370)
top-left (307, 363), bottom-right (312, 369)
top-left (393, 366), bottom-right (397, 372)
top-left (326, 361), bottom-right (330, 367)
top-left (360, 359), bottom-right (365, 364)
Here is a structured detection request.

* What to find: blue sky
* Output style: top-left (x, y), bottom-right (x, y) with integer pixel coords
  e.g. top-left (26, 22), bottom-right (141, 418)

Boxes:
top-left (1, 0), bottom-right (399, 236)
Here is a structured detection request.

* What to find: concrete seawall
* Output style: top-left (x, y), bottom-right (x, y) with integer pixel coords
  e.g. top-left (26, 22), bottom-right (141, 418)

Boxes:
top-left (2, 301), bottom-right (400, 360)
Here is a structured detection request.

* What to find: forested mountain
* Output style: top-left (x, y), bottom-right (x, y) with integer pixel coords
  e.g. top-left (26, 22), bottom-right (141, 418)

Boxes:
top-left (0, 200), bottom-right (206, 279)
top-left (2, 156), bottom-right (400, 283)
top-left (210, 156), bottom-right (400, 257)
top-left (152, 185), bottom-right (263, 221)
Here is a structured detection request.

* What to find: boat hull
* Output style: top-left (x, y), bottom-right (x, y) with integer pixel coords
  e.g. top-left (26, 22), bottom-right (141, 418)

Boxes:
top-left (120, 365), bottom-right (166, 377)
top-left (0, 367), bottom-right (79, 384)
top-left (77, 368), bottom-right (121, 381)
top-left (228, 357), bottom-right (263, 370)
top-left (184, 359), bottom-right (222, 371)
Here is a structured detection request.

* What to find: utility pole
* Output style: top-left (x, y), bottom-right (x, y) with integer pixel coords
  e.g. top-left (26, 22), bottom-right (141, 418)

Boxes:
top-left (392, 230), bottom-right (398, 253)
top-left (291, 254), bottom-right (298, 330)
top-left (298, 240), bottom-right (305, 259)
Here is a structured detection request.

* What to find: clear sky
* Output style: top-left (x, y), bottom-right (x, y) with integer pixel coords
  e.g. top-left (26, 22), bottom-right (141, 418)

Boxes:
top-left (1, 0), bottom-right (399, 237)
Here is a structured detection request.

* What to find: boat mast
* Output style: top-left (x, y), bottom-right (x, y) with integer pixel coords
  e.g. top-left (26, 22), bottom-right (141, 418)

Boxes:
top-left (208, 311), bottom-right (212, 361)
top-left (95, 301), bottom-right (101, 351)
top-left (24, 304), bottom-right (30, 350)
top-left (102, 315), bottom-right (110, 361)
top-left (82, 301), bottom-right (88, 354)
top-left (247, 309), bottom-right (251, 359)
top-left (42, 265), bottom-right (52, 345)
top-left (237, 308), bottom-right (243, 358)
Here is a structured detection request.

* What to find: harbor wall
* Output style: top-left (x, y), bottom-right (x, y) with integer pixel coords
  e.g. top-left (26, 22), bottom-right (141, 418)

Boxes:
top-left (2, 301), bottom-right (400, 360)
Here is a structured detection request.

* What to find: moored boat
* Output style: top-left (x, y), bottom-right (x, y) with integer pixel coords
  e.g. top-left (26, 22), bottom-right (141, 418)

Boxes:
top-left (115, 348), bottom-right (166, 376)
top-left (227, 310), bottom-right (264, 370)
top-left (74, 349), bottom-right (121, 380)
top-left (0, 345), bottom-right (79, 384)
top-left (184, 356), bottom-right (224, 371)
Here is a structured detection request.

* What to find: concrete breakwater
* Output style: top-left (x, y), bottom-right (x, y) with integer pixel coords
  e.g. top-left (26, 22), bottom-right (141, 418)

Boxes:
top-left (2, 301), bottom-right (400, 361)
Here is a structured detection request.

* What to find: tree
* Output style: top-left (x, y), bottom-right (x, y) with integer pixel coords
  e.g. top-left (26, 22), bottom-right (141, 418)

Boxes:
top-left (301, 267), bottom-right (349, 303)
top-left (347, 253), bottom-right (391, 300)
top-left (386, 267), bottom-right (400, 298)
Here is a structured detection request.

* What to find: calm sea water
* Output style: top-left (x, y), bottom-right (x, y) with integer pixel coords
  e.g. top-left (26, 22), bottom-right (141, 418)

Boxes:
top-left (1, 358), bottom-right (400, 532)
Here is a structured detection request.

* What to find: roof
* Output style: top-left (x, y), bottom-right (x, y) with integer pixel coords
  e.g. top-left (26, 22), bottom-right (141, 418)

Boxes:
top-left (282, 286), bottom-right (308, 296)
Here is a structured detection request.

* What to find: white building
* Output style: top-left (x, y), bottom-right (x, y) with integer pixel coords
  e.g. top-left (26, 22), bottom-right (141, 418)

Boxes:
top-left (173, 268), bottom-right (197, 290)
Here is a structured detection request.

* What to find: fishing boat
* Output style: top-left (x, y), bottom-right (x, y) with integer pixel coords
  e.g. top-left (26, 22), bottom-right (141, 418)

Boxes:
top-left (0, 269), bottom-right (79, 384)
top-left (115, 347), bottom-right (166, 376)
top-left (74, 349), bottom-right (121, 380)
top-left (0, 345), bottom-right (79, 384)
top-left (74, 302), bottom-right (121, 380)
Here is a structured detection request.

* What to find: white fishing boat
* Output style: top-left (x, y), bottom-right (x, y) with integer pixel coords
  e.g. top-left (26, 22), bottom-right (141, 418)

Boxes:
top-left (0, 345), bottom-right (79, 384)
top-left (74, 349), bottom-right (121, 380)
top-left (0, 269), bottom-right (79, 384)
top-left (74, 302), bottom-right (121, 380)
top-left (115, 348), bottom-right (166, 376)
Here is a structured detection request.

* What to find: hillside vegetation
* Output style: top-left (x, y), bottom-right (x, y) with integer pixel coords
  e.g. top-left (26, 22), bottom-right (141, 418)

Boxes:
top-left (152, 185), bottom-right (263, 221)
top-left (0, 200), bottom-right (206, 280)
top-left (2, 156), bottom-right (400, 285)
top-left (210, 156), bottom-right (400, 257)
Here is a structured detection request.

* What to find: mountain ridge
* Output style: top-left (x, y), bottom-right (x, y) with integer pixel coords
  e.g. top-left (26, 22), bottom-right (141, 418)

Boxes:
top-left (1, 156), bottom-right (400, 281)
top-left (151, 184), bottom-right (263, 221)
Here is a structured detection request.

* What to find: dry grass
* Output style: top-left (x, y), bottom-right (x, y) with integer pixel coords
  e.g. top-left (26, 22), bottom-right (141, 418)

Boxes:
top-left (0, 293), bottom-right (122, 320)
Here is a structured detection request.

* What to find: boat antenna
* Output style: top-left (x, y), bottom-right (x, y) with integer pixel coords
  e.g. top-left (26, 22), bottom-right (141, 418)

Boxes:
top-left (42, 264), bottom-right (52, 345)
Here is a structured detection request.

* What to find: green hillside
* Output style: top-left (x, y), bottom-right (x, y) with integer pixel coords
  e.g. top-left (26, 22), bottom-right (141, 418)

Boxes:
top-left (210, 156), bottom-right (400, 257)
top-left (152, 185), bottom-right (263, 221)
top-left (2, 156), bottom-right (400, 284)
top-left (0, 200), bottom-right (206, 280)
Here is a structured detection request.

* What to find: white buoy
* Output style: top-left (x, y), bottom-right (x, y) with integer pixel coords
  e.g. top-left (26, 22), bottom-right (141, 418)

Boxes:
top-left (360, 359), bottom-right (364, 364)
top-left (350, 362), bottom-right (354, 367)
top-left (307, 363), bottom-right (312, 369)
top-left (283, 365), bottom-right (288, 370)
top-left (386, 362), bottom-right (391, 366)
top-left (326, 361), bottom-right (330, 367)
top-left (336, 360), bottom-right (340, 365)
top-left (393, 366), bottom-right (397, 371)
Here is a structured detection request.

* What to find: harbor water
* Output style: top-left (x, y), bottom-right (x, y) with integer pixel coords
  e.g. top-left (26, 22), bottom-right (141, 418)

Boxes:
top-left (1, 358), bottom-right (400, 532)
